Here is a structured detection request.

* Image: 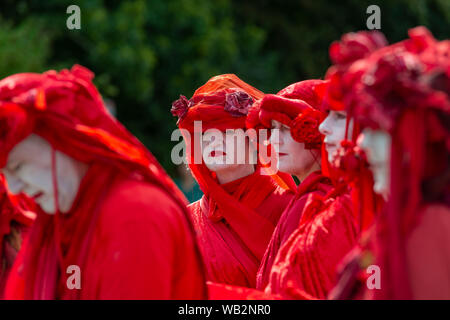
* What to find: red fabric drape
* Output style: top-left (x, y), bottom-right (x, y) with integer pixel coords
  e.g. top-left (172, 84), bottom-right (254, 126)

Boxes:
top-left (256, 171), bottom-right (332, 289)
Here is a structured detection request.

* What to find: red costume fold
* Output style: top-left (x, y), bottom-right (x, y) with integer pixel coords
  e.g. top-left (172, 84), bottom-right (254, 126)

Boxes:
top-left (265, 190), bottom-right (359, 299)
top-left (256, 171), bottom-right (332, 289)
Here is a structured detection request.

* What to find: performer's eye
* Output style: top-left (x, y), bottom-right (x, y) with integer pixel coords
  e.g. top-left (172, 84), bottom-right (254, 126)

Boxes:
top-left (335, 112), bottom-right (346, 120)
top-left (11, 162), bottom-right (22, 173)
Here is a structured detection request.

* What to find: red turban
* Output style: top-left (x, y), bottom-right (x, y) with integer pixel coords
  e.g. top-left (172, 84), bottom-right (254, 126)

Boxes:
top-left (246, 80), bottom-right (327, 150)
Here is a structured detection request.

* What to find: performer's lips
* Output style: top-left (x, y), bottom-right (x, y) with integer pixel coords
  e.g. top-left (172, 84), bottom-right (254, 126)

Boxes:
top-left (278, 152), bottom-right (288, 157)
top-left (325, 142), bottom-right (336, 149)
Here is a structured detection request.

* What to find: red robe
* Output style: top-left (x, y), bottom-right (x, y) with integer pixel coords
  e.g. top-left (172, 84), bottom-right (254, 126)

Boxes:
top-left (5, 164), bottom-right (207, 300)
top-left (265, 190), bottom-right (359, 299)
top-left (256, 171), bottom-right (332, 289)
top-left (189, 171), bottom-right (294, 288)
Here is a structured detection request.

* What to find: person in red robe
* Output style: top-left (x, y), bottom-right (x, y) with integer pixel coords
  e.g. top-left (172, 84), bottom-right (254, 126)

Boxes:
top-left (171, 74), bottom-right (295, 288)
top-left (0, 176), bottom-right (35, 298)
top-left (0, 65), bottom-right (207, 299)
top-left (245, 80), bottom-right (334, 290)
top-left (328, 27), bottom-right (450, 299)
top-left (249, 70), bottom-right (380, 299)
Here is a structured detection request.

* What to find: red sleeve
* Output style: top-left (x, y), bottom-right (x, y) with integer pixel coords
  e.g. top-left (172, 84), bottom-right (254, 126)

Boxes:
top-left (83, 179), bottom-right (206, 299)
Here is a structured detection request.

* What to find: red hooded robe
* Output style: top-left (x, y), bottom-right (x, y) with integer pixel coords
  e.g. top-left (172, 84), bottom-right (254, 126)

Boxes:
top-left (0, 65), bottom-right (207, 299)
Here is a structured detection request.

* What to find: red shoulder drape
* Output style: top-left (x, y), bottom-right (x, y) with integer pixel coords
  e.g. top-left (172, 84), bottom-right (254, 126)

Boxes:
top-left (189, 170), bottom-right (293, 288)
top-left (256, 171), bottom-right (332, 289)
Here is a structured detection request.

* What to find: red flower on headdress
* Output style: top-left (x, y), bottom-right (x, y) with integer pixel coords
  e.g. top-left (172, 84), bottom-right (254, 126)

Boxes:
top-left (353, 50), bottom-right (430, 130)
top-left (171, 95), bottom-right (192, 122)
top-left (224, 90), bottom-right (254, 117)
top-left (329, 31), bottom-right (388, 66)
top-left (290, 113), bottom-right (323, 149)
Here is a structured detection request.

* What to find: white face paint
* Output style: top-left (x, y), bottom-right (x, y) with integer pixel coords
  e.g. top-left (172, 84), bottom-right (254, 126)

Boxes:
top-left (1, 134), bottom-right (88, 214)
top-left (201, 129), bottom-right (255, 184)
top-left (269, 120), bottom-right (320, 180)
top-left (357, 128), bottom-right (391, 199)
top-left (319, 110), bottom-right (354, 163)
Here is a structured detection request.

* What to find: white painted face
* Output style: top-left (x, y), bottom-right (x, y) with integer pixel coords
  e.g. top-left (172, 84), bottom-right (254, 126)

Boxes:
top-left (201, 129), bottom-right (255, 174)
top-left (319, 110), bottom-right (354, 163)
top-left (357, 128), bottom-right (391, 199)
top-left (1, 134), bottom-right (88, 214)
top-left (269, 120), bottom-right (319, 178)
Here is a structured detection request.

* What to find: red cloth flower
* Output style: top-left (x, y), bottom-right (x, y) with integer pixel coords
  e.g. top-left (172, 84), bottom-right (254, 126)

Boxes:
top-left (171, 95), bottom-right (192, 123)
top-left (224, 90), bottom-right (254, 117)
top-left (290, 113), bottom-right (323, 149)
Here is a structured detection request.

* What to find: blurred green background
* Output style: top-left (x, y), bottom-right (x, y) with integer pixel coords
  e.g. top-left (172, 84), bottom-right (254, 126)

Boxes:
top-left (0, 0), bottom-right (448, 194)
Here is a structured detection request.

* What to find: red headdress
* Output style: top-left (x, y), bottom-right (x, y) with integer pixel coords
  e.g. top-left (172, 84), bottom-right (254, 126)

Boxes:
top-left (246, 80), bottom-right (327, 150)
top-left (0, 65), bottom-right (199, 299)
top-left (171, 74), bottom-right (295, 260)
